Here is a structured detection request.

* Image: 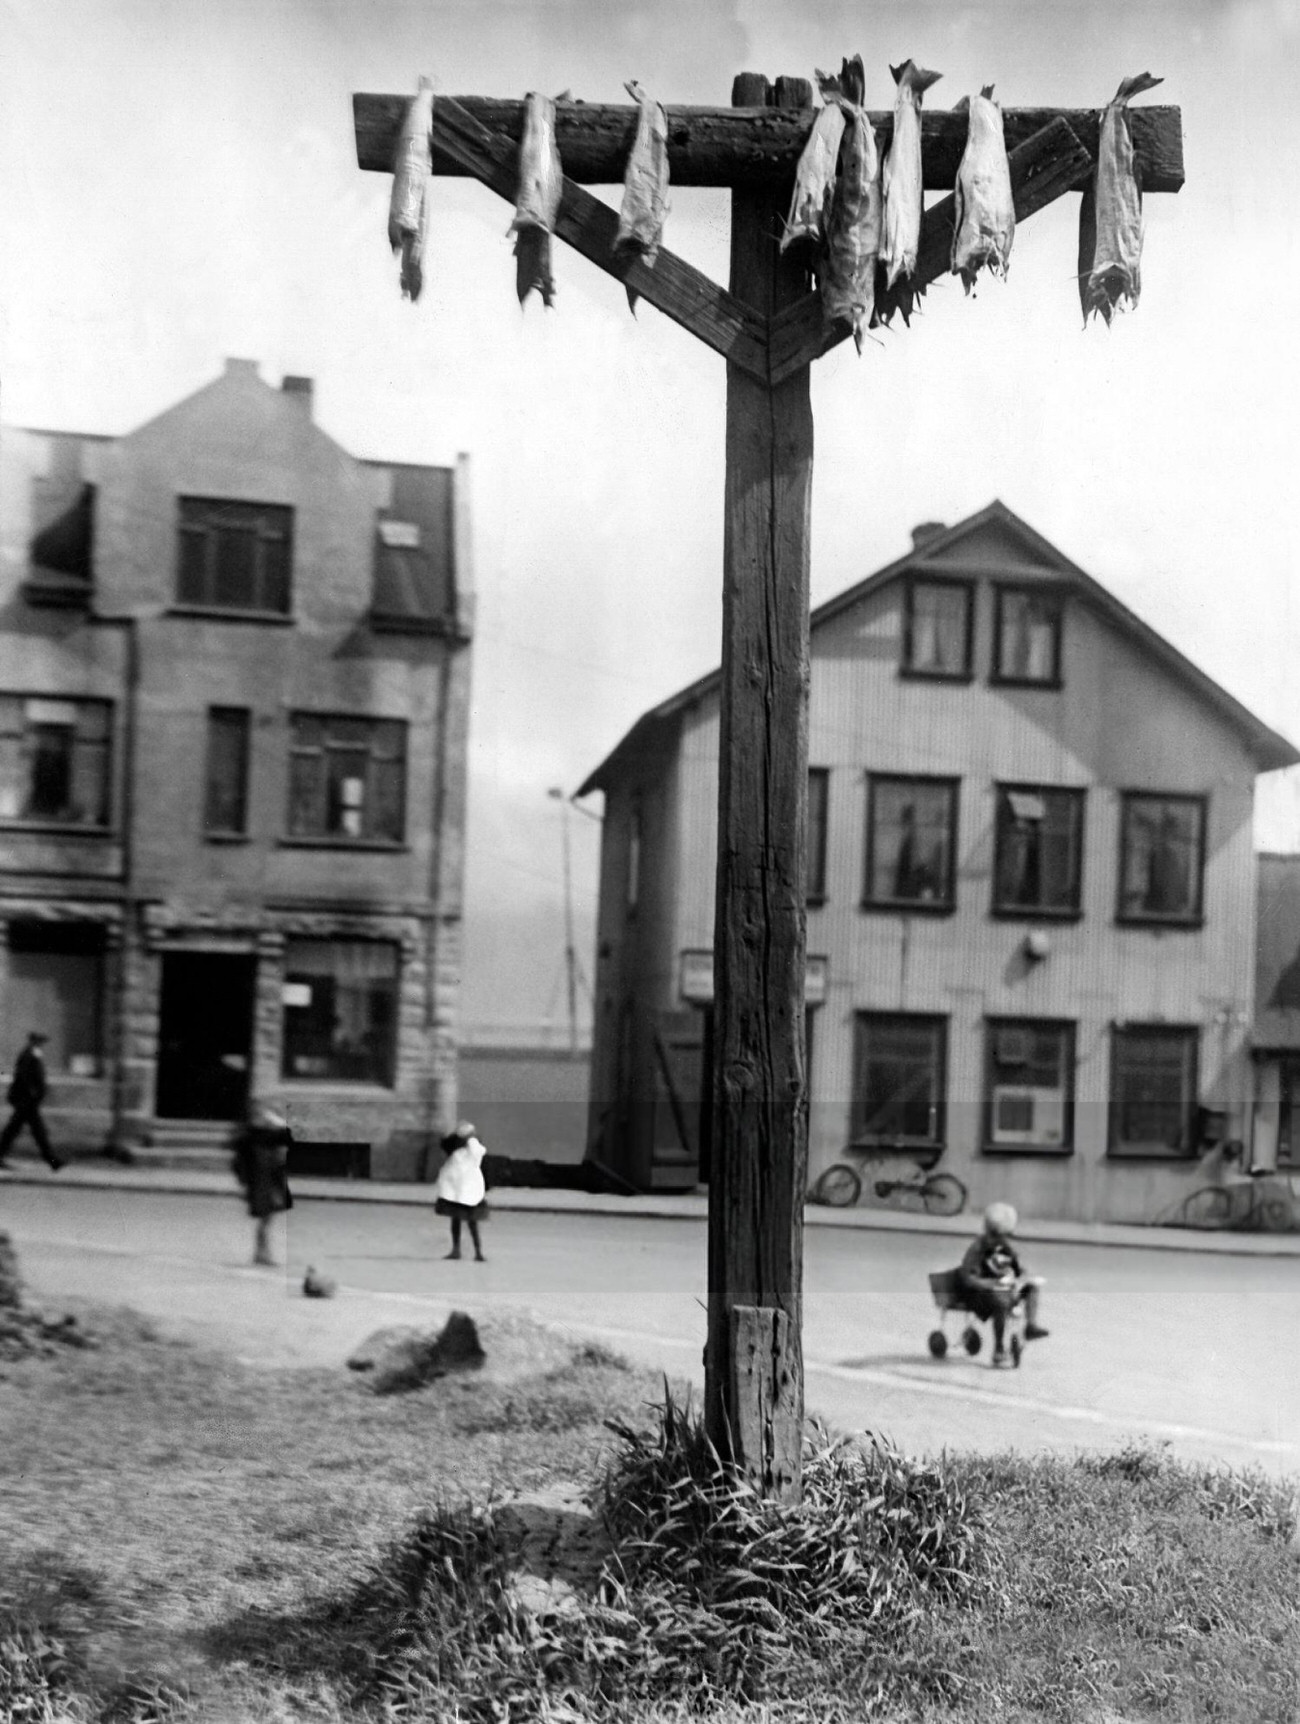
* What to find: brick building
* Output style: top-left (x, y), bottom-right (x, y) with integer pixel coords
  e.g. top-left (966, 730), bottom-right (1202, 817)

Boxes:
top-left (0, 359), bottom-right (473, 1176)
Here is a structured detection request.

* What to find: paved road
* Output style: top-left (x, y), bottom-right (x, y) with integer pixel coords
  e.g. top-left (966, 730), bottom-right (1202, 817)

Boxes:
top-left (4, 1184), bottom-right (1296, 1478)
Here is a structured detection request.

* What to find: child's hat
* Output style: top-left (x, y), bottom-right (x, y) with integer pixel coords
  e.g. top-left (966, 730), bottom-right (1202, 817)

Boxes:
top-left (983, 1201), bottom-right (1018, 1236)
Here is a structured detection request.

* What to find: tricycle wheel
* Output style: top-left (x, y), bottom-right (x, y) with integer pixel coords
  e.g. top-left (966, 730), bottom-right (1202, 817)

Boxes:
top-left (1010, 1335), bottom-right (1023, 1368)
top-left (962, 1327), bottom-right (982, 1356)
top-left (927, 1330), bottom-right (948, 1359)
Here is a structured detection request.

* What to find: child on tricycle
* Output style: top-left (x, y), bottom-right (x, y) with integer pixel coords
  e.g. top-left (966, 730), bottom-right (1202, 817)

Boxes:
top-left (956, 1202), bottom-right (1048, 1365)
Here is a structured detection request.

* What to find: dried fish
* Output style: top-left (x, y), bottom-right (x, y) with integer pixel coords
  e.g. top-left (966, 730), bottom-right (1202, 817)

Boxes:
top-left (1079, 72), bottom-right (1163, 325)
top-left (951, 86), bottom-right (1014, 292)
top-left (780, 99), bottom-right (846, 254)
top-left (616, 80), bottom-right (671, 312)
top-left (819, 57), bottom-right (881, 353)
top-left (511, 91), bottom-right (564, 307)
top-left (881, 59), bottom-right (942, 288)
top-left (387, 77), bottom-right (434, 302)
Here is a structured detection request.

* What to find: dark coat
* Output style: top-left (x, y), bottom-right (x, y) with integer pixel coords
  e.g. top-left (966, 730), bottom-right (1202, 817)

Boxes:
top-left (232, 1121), bottom-right (293, 1219)
top-left (7, 1046), bottom-right (47, 1108)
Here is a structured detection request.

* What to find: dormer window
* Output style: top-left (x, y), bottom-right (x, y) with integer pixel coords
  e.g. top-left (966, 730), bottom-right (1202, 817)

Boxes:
top-left (902, 578), bottom-right (972, 680)
top-left (993, 585), bottom-right (1062, 686)
top-left (177, 497), bottom-right (293, 617)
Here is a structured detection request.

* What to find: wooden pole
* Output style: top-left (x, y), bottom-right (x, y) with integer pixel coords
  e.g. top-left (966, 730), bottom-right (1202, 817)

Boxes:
top-left (704, 72), bottom-right (813, 1500)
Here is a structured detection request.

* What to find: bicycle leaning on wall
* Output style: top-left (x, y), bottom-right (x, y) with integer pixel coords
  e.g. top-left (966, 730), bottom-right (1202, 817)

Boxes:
top-left (1174, 1165), bottom-right (1296, 1232)
top-left (810, 1148), bottom-right (968, 1216)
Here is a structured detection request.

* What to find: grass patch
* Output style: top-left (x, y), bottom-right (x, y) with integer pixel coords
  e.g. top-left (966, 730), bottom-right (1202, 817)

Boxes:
top-left (1, 1304), bottom-right (1295, 1722)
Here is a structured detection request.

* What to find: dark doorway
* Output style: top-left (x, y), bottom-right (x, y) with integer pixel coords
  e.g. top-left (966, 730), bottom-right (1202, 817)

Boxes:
top-left (155, 953), bottom-right (256, 1120)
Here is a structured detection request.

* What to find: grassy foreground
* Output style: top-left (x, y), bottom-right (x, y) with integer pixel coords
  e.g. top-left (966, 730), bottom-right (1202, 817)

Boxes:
top-left (1, 1301), bottom-right (1296, 1724)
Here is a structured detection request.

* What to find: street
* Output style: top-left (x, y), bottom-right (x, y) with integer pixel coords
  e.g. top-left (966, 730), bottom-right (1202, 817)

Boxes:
top-left (4, 1183), bottom-right (1297, 1478)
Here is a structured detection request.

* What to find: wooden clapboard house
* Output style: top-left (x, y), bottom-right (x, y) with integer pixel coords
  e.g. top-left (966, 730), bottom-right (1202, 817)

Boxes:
top-left (578, 501), bottom-right (1298, 1225)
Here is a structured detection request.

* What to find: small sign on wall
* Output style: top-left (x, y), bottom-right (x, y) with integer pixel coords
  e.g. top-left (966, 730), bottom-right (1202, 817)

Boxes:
top-left (281, 982), bottom-right (312, 1008)
top-left (680, 950), bottom-right (828, 1006)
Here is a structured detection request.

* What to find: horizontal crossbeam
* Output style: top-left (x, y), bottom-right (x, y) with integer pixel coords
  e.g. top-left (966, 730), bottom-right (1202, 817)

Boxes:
top-left (767, 115), bottom-right (1095, 384)
top-left (354, 93), bottom-right (1184, 193)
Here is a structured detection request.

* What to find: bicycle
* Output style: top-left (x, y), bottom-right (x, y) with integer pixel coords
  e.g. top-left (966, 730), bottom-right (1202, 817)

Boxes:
top-left (1175, 1173), bottom-right (1295, 1233)
top-left (811, 1157), bottom-right (967, 1215)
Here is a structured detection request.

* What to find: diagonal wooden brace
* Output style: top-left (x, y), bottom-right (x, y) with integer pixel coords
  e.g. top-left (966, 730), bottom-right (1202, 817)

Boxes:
top-left (427, 95), bottom-right (772, 386)
top-left (767, 115), bottom-right (1095, 384)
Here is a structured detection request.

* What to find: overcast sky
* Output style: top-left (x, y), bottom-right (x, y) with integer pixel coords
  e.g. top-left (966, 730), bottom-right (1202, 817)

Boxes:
top-left (3, 0), bottom-right (1299, 1034)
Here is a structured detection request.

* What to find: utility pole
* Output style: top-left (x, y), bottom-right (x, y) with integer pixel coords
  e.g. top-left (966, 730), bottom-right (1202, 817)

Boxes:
top-left (548, 786), bottom-right (578, 1057)
top-left (352, 76), bottom-right (1183, 1499)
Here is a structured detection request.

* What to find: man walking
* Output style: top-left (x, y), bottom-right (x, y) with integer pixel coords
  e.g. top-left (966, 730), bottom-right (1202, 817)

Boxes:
top-left (0, 1032), bottom-right (64, 1171)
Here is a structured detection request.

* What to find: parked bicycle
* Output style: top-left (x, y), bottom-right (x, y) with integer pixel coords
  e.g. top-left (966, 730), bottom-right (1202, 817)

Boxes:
top-left (1174, 1172), bottom-right (1295, 1233)
top-left (811, 1156), bottom-right (968, 1216)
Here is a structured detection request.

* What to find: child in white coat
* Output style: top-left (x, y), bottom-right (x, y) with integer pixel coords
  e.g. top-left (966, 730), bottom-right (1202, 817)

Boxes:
top-left (434, 1121), bottom-right (488, 1261)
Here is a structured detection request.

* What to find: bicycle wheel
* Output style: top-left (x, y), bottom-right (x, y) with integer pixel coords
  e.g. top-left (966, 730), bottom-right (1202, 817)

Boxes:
top-left (812, 1164), bottom-right (862, 1208)
top-left (922, 1173), bottom-right (967, 1217)
top-left (1256, 1198), bottom-right (1294, 1234)
top-left (1179, 1186), bottom-right (1233, 1229)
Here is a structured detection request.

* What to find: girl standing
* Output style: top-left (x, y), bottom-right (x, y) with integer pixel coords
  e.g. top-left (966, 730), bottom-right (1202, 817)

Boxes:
top-left (434, 1121), bottom-right (488, 1261)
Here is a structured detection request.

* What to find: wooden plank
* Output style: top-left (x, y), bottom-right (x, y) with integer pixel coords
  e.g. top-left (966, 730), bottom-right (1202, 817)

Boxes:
top-left (704, 72), bottom-right (811, 1499)
top-left (420, 96), bottom-right (770, 386)
top-left (354, 92), bottom-right (1185, 193)
top-left (729, 1306), bottom-right (801, 1498)
top-left (767, 116), bottom-right (1095, 384)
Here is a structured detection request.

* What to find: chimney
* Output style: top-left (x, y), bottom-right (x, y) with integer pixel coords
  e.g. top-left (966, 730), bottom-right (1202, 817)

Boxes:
top-left (911, 521), bottom-right (946, 550)
top-left (223, 357), bottom-right (260, 379)
top-left (281, 375), bottom-right (314, 417)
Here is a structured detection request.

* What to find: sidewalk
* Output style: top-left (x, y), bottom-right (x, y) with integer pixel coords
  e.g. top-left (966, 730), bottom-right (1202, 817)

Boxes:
top-left (2, 1155), bottom-right (1298, 1256)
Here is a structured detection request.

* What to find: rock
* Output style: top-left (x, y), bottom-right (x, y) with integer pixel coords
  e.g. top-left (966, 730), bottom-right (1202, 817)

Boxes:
top-left (368, 1310), bottom-right (485, 1395)
top-left (496, 1484), bottom-right (613, 1619)
top-left (303, 1266), bottom-right (337, 1299)
top-left (0, 1233), bottom-right (22, 1309)
top-left (346, 1325), bottom-right (421, 1371)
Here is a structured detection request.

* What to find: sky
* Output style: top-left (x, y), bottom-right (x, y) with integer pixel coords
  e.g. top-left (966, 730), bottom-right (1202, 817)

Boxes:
top-left (3, 0), bottom-right (1300, 1036)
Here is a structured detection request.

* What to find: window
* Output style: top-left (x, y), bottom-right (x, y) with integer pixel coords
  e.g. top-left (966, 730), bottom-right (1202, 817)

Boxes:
top-left (1276, 1056), bottom-right (1300, 1169)
top-left (851, 1014), bottom-right (947, 1150)
top-left (1118, 794), bottom-right (1205, 925)
top-left (902, 579), bottom-right (972, 678)
top-left (984, 1020), bottom-right (1075, 1154)
top-left (1109, 1025), bottom-right (1199, 1157)
top-left (281, 939), bottom-right (399, 1085)
top-left (864, 775), bottom-right (958, 910)
top-left (287, 714), bottom-right (406, 843)
top-left (627, 800), bottom-right (642, 912)
top-left (993, 785), bottom-right (1085, 916)
top-left (176, 497), bottom-right (293, 615)
top-left (204, 707), bottom-right (251, 835)
top-left (807, 767), bottom-right (829, 902)
top-left (993, 585), bottom-right (1062, 685)
top-left (5, 921), bottom-right (105, 1076)
top-left (0, 696), bottom-right (111, 827)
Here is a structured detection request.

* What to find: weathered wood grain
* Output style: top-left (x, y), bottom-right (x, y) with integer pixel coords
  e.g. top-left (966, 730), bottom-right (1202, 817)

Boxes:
top-left (704, 72), bottom-right (811, 1501)
top-left (729, 1306), bottom-right (801, 1497)
top-left (354, 92), bottom-right (1184, 193)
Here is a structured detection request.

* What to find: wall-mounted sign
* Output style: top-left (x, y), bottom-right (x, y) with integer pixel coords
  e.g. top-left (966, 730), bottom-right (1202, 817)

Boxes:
top-left (281, 982), bottom-right (312, 1008)
top-left (680, 950), bottom-right (828, 1006)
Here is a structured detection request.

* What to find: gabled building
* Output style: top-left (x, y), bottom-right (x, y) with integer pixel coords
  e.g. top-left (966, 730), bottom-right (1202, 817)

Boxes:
top-left (0, 359), bottom-right (473, 1174)
top-left (577, 502), bottom-right (1299, 1225)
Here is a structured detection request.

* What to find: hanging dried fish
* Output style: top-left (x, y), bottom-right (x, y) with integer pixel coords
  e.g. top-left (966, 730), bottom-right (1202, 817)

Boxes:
top-left (616, 80), bottom-right (671, 312)
top-left (1078, 72), bottom-right (1163, 326)
top-left (881, 59), bottom-right (942, 288)
top-left (780, 98), bottom-right (846, 254)
top-left (387, 77), bottom-right (434, 302)
top-left (819, 57), bottom-right (881, 353)
top-left (951, 86), bottom-right (1014, 292)
top-left (510, 91), bottom-right (564, 308)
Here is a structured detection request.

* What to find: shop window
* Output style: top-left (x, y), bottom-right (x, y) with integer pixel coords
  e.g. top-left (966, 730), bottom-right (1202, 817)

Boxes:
top-left (993, 784), bottom-right (1085, 916)
top-left (851, 1013), bottom-right (947, 1150)
top-left (807, 767), bottom-right (829, 902)
top-left (1277, 1056), bottom-right (1300, 1169)
top-left (902, 578), bottom-right (972, 679)
top-left (4, 921), bottom-right (105, 1076)
top-left (176, 496), bottom-right (293, 615)
top-left (286, 714), bottom-right (406, 844)
top-left (0, 695), bottom-right (111, 827)
top-left (1118, 793), bottom-right (1205, 925)
top-left (281, 939), bottom-right (399, 1086)
top-left (204, 707), bottom-right (251, 835)
top-left (993, 585), bottom-right (1062, 685)
top-left (984, 1019), bottom-right (1075, 1154)
top-left (1109, 1025), bottom-right (1199, 1157)
top-left (863, 775), bottom-right (958, 911)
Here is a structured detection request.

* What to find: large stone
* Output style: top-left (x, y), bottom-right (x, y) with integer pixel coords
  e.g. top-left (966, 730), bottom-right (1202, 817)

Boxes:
top-left (495, 1484), bottom-right (613, 1618)
top-left (360, 1310), bottom-right (486, 1395)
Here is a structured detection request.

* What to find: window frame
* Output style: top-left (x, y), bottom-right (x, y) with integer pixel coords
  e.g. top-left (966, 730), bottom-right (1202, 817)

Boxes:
top-left (1108, 1023), bottom-right (1200, 1159)
top-left (850, 1011), bottom-right (948, 1155)
top-left (900, 576), bottom-right (975, 682)
top-left (991, 782), bottom-right (1086, 920)
top-left (982, 1017), bottom-right (1077, 1157)
top-left (280, 937), bottom-right (401, 1088)
top-left (284, 712), bottom-right (408, 848)
top-left (203, 706), bottom-right (252, 839)
top-left (1116, 791), bottom-right (1207, 928)
top-left (0, 693), bottom-right (113, 830)
top-left (991, 583), bottom-right (1063, 688)
top-left (862, 772), bottom-right (960, 915)
top-left (807, 766), bottom-right (829, 904)
top-left (175, 495), bottom-right (294, 619)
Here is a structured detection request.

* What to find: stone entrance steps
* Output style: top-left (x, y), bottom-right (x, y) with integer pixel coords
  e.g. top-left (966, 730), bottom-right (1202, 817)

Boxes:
top-left (132, 1120), bottom-right (236, 1173)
